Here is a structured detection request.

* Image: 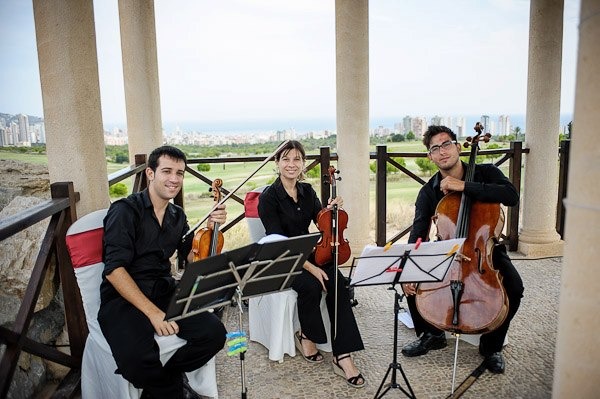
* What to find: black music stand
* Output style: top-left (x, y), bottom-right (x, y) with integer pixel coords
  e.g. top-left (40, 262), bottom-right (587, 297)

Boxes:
top-left (166, 232), bottom-right (321, 399)
top-left (349, 239), bottom-right (465, 399)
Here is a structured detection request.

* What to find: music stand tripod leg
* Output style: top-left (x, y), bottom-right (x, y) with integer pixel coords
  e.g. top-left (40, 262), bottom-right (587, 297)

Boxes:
top-left (374, 290), bottom-right (416, 399)
top-left (234, 288), bottom-right (248, 399)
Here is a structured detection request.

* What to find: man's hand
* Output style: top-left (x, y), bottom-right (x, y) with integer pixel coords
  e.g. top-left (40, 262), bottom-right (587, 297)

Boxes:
top-left (440, 176), bottom-right (465, 195)
top-left (306, 263), bottom-right (329, 292)
top-left (149, 310), bottom-right (180, 336)
top-left (208, 203), bottom-right (227, 228)
top-left (402, 283), bottom-right (417, 296)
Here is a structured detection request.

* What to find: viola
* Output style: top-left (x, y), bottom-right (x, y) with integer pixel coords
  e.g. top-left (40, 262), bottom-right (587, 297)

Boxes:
top-left (415, 123), bottom-right (509, 334)
top-left (191, 178), bottom-right (225, 261)
top-left (314, 166), bottom-right (351, 267)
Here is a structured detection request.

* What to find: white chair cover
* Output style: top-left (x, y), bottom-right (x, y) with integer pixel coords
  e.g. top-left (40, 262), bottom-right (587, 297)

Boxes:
top-left (244, 187), bottom-right (331, 362)
top-left (66, 209), bottom-right (218, 399)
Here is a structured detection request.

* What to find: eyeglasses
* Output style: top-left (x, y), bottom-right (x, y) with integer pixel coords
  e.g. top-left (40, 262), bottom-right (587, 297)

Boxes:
top-left (429, 140), bottom-right (457, 155)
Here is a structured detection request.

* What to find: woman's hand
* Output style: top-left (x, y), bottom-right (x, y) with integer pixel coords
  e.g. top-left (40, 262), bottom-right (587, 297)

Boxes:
top-left (306, 263), bottom-right (328, 292)
top-left (207, 203), bottom-right (227, 228)
top-left (327, 195), bottom-right (344, 209)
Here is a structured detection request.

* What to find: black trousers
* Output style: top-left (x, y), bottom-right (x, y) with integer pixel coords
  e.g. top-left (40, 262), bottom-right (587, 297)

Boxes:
top-left (292, 264), bottom-right (364, 356)
top-left (98, 281), bottom-right (226, 398)
top-left (406, 246), bottom-right (524, 354)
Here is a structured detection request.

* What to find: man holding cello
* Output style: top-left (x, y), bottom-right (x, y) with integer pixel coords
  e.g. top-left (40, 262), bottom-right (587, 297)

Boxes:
top-left (401, 125), bottom-right (524, 374)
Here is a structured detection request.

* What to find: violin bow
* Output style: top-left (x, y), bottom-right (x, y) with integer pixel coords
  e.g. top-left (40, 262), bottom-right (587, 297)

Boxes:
top-left (327, 166), bottom-right (341, 341)
top-left (182, 139), bottom-right (291, 242)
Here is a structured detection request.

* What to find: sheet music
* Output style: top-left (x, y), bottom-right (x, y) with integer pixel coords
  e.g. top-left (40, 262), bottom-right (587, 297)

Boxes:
top-left (351, 238), bottom-right (466, 286)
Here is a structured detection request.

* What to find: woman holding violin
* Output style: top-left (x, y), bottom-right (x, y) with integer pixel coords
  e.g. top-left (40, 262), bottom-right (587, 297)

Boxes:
top-left (401, 125), bottom-right (524, 374)
top-left (257, 140), bottom-right (365, 388)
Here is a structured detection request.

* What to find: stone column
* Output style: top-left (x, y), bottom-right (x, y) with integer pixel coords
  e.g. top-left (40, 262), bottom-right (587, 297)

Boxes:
top-left (335, 0), bottom-right (371, 256)
top-left (33, 0), bottom-right (109, 216)
top-left (553, 1), bottom-right (600, 397)
top-left (519, 0), bottom-right (564, 257)
top-left (118, 0), bottom-right (163, 161)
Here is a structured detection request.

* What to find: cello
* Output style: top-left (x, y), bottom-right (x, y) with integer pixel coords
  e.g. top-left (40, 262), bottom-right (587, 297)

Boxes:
top-left (415, 123), bottom-right (509, 335)
top-left (191, 178), bottom-right (225, 261)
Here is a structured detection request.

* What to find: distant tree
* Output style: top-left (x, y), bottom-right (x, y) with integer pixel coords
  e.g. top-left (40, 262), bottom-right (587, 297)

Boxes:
top-left (306, 164), bottom-right (321, 179)
top-left (197, 163), bottom-right (210, 172)
top-left (369, 157), bottom-right (406, 174)
top-left (389, 133), bottom-right (405, 142)
top-left (415, 157), bottom-right (437, 175)
top-left (109, 183), bottom-right (128, 197)
top-left (567, 121), bottom-right (573, 137)
top-left (483, 143), bottom-right (501, 161)
top-left (406, 131), bottom-right (416, 141)
top-left (513, 126), bottom-right (523, 141)
top-left (114, 152), bottom-right (129, 164)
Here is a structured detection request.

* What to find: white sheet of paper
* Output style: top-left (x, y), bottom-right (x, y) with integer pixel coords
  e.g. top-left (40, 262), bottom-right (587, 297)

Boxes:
top-left (351, 238), bottom-right (466, 286)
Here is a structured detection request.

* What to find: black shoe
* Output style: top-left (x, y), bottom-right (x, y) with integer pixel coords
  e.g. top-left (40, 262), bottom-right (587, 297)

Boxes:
top-left (182, 373), bottom-right (202, 399)
top-left (401, 332), bottom-right (447, 357)
top-left (484, 352), bottom-right (505, 374)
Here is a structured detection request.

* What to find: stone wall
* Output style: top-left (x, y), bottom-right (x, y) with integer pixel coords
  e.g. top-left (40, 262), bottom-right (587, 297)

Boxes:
top-left (0, 159), bottom-right (68, 397)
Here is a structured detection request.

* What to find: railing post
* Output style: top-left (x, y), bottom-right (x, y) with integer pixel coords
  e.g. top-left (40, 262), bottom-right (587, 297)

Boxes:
top-left (133, 154), bottom-right (148, 193)
top-left (556, 140), bottom-right (570, 237)
top-left (53, 182), bottom-right (87, 360)
top-left (319, 146), bottom-right (331, 205)
top-left (507, 141), bottom-right (522, 251)
top-left (376, 145), bottom-right (388, 246)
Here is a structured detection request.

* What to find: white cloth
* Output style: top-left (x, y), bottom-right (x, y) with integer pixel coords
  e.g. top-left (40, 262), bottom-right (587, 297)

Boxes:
top-left (67, 210), bottom-right (218, 399)
top-left (244, 188), bottom-right (333, 363)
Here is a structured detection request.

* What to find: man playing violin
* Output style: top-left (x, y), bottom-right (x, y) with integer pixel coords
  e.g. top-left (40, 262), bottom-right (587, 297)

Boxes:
top-left (98, 145), bottom-right (227, 398)
top-left (401, 125), bottom-right (524, 374)
top-left (258, 140), bottom-right (366, 388)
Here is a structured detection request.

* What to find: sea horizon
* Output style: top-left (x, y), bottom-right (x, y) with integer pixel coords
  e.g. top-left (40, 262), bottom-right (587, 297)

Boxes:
top-left (111, 113), bottom-right (573, 136)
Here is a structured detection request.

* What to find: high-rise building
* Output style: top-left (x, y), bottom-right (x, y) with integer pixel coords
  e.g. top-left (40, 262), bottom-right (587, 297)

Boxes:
top-left (402, 116), bottom-right (412, 135)
top-left (455, 117), bottom-right (466, 137)
top-left (17, 114), bottom-right (29, 143)
top-left (412, 116), bottom-right (427, 138)
top-left (480, 115), bottom-right (491, 133)
top-left (430, 115), bottom-right (443, 126)
top-left (498, 115), bottom-right (511, 136)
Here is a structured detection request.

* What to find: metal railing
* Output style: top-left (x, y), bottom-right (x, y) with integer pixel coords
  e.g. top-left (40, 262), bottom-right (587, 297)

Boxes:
top-left (113, 142), bottom-right (540, 252)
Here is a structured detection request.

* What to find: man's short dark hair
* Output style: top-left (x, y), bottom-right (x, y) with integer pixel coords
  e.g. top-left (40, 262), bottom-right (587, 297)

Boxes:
top-left (422, 125), bottom-right (457, 149)
top-left (148, 146), bottom-right (187, 171)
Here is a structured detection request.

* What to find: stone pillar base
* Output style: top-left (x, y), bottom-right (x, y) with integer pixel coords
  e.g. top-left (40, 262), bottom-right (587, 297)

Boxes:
top-left (518, 240), bottom-right (564, 258)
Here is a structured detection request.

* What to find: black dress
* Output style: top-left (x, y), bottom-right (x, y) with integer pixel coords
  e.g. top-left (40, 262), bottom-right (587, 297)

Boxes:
top-left (258, 178), bottom-right (364, 355)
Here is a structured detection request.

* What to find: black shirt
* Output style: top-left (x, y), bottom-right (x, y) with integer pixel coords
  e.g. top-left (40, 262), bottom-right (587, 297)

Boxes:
top-left (257, 177), bottom-right (322, 238)
top-left (409, 162), bottom-right (519, 244)
top-left (101, 189), bottom-right (193, 303)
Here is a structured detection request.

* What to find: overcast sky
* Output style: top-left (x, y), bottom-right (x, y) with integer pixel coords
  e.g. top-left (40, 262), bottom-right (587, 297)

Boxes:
top-left (0, 0), bottom-right (580, 129)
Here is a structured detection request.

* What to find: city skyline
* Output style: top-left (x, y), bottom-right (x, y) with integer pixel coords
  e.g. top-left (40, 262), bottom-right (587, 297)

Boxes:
top-left (0, 0), bottom-right (580, 129)
top-left (1, 109), bottom-right (572, 148)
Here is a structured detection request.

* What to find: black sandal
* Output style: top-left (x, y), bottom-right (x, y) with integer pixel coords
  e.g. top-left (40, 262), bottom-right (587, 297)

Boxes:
top-left (294, 331), bottom-right (324, 363)
top-left (332, 354), bottom-right (366, 388)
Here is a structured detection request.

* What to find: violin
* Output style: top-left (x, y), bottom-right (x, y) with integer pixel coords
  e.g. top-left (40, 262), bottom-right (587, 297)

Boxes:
top-left (191, 178), bottom-right (225, 261)
top-left (314, 166), bottom-right (351, 267)
top-left (415, 123), bottom-right (509, 334)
